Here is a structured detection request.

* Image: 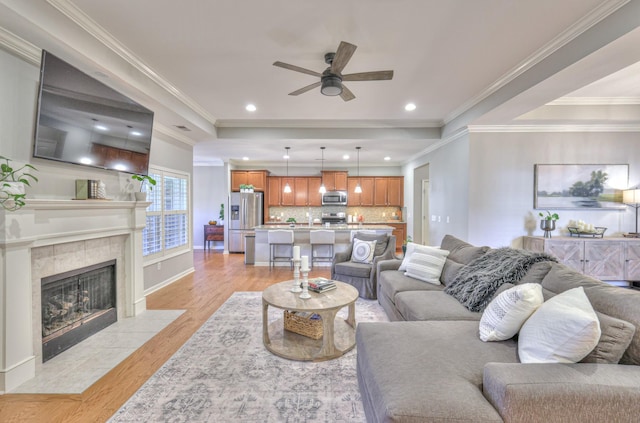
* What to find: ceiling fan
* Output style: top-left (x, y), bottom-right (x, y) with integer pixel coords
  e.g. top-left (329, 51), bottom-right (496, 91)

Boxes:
top-left (273, 41), bottom-right (393, 102)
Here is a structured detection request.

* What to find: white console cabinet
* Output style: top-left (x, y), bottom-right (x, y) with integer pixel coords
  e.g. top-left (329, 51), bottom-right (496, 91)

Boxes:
top-left (523, 236), bottom-right (640, 282)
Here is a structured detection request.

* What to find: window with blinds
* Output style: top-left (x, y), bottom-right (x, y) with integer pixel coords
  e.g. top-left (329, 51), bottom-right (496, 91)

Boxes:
top-left (142, 168), bottom-right (190, 257)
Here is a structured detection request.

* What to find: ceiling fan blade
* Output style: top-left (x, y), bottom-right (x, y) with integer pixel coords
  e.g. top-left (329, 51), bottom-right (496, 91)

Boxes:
top-left (340, 84), bottom-right (356, 102)
top-left (331, 41), bottom-right (357, 74)
top-left (289, 81), bottom-right (321, 96)
top-left (273, 61), bottom-right (322, 77)
top-left (342, 70), bottom-right (394, 81)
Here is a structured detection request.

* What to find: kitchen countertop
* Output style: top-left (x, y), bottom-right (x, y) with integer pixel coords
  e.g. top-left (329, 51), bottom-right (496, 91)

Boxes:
top-left (254, 224), bottom-right (395, 231)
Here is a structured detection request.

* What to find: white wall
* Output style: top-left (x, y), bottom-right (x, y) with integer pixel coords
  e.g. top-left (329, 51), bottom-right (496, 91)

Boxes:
top-left (193, 165), bottom-right (228, 250)
top-left (467, 131), bottom-right (640, 248)
top-left (403, 134), bottom-right (470, 246)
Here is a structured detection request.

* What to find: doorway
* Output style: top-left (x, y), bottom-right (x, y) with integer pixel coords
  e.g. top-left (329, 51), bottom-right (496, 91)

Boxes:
top-left (422, 179), bottom-right (430, 245)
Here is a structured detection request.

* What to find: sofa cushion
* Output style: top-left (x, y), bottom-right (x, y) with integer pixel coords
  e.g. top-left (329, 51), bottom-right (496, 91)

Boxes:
top-left (440, 259), bottom-right (464, 286)
top-left (334, 261), bottom-right (372, 278)
top-left (395, 291), bottom-right (481, 321)
top-left (357, 321), bottom-right (516, 423)
top-left (354, 232), bottom-right (388, 257)
top-left (351, 238), bottom-right (376, 264)
top-left (479, 283), bottom-right (544, 342)
top-left (581, 312), bottom-right (636, 364)
top-left (440, 234), bottom-right (490, 265)
top-left (404, 250), bottom-right (449, 285)
top-left (541, 263), bottom-right (640, 365)
top-left (378, 269), bottom-right (443, 302)
top-left (518, 287), bottom-right (601, 363)
top-left (398, 243), bottom-right (445, 271)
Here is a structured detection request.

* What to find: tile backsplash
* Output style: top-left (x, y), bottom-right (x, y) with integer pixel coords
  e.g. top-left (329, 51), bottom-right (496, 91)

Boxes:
top-left (267, 206), bottom-right (403, 223)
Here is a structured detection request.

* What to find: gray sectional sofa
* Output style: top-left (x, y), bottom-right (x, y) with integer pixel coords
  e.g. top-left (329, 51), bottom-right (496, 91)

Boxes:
top-left (356, 234), bottom-right (640, 422)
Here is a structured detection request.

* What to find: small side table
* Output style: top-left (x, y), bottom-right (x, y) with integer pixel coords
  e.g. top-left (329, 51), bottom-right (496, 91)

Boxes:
top-left (204, 225), bottom-right (224, 250)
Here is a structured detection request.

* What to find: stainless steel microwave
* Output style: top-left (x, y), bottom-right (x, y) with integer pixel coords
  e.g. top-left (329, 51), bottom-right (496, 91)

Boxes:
top-left (322, 191), bottom-right (348, 205)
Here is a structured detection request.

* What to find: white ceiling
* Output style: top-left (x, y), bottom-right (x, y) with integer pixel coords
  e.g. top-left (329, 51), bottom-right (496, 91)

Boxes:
top-left (1, 0), bottom-right (639, 167)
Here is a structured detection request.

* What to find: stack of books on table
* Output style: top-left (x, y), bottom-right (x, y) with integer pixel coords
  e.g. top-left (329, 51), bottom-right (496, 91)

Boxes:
top-left (308, 278), bottom-right (336, 293)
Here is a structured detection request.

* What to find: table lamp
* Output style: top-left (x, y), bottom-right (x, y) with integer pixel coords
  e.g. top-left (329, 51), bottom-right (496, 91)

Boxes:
top-left (623, 188), bottom-right (640, 237)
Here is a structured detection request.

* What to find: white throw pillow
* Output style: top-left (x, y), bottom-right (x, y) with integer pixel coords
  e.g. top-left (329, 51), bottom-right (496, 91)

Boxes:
top-left (518, 287), bottom-right (601, 363)
top-left (404, 250), bottom-right (449, 285)
top-left (399, 243), bottom-right (447, 272)
top-left (351, 239), bottom-right (377, 264)
top-left (479, 283), bottom-right (543, 342)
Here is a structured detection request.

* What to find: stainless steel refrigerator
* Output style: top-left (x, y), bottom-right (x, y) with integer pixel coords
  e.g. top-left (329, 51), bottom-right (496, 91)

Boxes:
top-left (229, 192), bottom-right (263, 253)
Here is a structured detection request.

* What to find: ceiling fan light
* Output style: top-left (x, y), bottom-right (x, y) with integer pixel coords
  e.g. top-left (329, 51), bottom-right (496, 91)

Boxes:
top-left (321, 76), bottom-right (342, 96)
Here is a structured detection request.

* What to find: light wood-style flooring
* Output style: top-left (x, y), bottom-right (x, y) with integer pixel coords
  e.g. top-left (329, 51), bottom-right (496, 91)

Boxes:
top-left (0, 251), bottom-right (331, 423)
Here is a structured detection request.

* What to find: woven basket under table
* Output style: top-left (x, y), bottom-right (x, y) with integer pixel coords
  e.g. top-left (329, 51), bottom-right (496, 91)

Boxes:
top-left (283, 310), bottom-right (323, 339)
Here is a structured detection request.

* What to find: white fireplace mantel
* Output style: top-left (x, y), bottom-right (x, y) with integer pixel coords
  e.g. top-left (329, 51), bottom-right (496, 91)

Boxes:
top-left (0, 199), bottom-right (149, 393)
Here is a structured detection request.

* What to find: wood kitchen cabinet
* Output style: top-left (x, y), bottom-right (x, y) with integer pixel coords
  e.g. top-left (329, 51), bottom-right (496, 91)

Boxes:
top-left (268, 176), bottom-right (322, 206)
top-left (231, 170), bottom-right (268, 191)
top-left (267, 177), bottom-right (281, 206)
top-left (347, 177), bottom-right (374, 206)
top-left (374, 177), bottom-right (404, 206)
top-left (523, 236), bottom-right (633, 281)
top-left (389, 223), bottom-right (406, 251)
top-left (306, 177), bottom-right (323, 206)
top-left (294, 177), bottom-right (323, 206)
top-left (321, 171), bottom-right (348, 191)
top-left (280, 177), bottom-right (295, 206)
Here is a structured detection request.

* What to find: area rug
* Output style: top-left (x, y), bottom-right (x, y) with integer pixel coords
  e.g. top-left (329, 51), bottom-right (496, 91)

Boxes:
top-left (108, 291), bottom-right (389, 422)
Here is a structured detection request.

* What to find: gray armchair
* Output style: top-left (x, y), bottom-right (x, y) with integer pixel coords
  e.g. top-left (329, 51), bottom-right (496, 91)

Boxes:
top-left (331, 232), bottom-right (396, 299)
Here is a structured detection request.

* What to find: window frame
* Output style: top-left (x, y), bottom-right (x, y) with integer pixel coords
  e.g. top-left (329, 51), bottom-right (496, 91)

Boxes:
top-left (142, 165), bottom-right (191, 263)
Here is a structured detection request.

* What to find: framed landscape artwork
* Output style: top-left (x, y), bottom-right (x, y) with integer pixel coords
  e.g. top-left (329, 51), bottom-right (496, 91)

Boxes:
top-left (534, 164), bottom-right (628, 209)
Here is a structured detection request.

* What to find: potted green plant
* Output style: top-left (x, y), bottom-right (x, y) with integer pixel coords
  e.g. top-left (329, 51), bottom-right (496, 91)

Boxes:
top-left (286, 217), bottom-right (296, 227)
top-left (240, 184), bottom-right (254, 193)
top-left (131, 174), bottom-right (156, 201)
top-left (219, 203), bottom-right (224, 222)
top-left (402, 236), bottom-right (413, 255)
top-left (538, 210), bottom-right (559, 238)
top-left (0, 155), bottom-right (38, 211)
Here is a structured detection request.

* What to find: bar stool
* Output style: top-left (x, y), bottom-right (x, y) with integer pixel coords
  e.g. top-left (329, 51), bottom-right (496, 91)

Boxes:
top-left (310, 230), bottom-right (335, 268)
top-left (267, 230), bottom-right (295, 268)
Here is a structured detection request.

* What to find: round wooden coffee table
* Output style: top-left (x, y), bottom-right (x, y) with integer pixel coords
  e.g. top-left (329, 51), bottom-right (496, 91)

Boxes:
top-left (262, 280), bottom-right (359, 361)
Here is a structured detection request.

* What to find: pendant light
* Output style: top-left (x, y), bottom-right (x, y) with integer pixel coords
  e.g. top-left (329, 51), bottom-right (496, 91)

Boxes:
top-left (354, 146), bottom-right (362, 193)
top-left (283, 147), bottom-right (292, 193)
top-left (319, 146), bottom-right (327, 194)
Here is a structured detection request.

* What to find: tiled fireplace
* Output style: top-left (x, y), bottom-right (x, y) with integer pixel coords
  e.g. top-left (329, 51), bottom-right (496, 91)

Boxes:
top-left (0, 199), bottom-right (149, 393)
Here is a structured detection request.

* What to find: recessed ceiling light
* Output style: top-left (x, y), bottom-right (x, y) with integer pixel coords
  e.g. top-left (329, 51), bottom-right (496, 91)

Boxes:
top-left (384, 156), bottom-right (391, 161)
top-left (95, 125), bottom-right (108, 131)
top-left (404, 103), bottom-right (416, 111)
top-left (130, 131), bottom-right (142, 137)
top-left (242, 156), bottom-right (249, 161)
top-left (245, 104), bottom-right (257, 112)
top-left (343, 154), bottom-right (350, 160)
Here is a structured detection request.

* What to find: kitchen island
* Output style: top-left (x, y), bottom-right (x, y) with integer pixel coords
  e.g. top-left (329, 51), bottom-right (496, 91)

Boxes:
top-left (252, 224), bottom-right (395, 267)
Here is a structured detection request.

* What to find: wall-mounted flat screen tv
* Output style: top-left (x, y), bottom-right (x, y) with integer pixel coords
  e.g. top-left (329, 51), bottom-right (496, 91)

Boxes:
top-left (33, 50), bottom-right (154, 175)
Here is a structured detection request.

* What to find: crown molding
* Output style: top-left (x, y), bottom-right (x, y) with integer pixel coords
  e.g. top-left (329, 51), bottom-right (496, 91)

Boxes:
top-left (548, 97), bottom-right (640, 106)
top-left (0, 26), bottom-right (41, 65)
top-left (443, 0), bottom-right (630, 125)
top-left (402, 127), bottom-right (469, 166)
top-left (467, 124), bottom-right (640, 133)
top-left (154, 123), bottom-right (198, 146)
top-left (215, 119), bottom-right (442, 129)
top-left (46, 0), bottom-right (217, 125)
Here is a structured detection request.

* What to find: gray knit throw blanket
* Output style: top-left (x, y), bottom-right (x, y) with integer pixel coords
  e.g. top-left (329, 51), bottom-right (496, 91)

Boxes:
top-left (444, 247), bottom-right (557, 312)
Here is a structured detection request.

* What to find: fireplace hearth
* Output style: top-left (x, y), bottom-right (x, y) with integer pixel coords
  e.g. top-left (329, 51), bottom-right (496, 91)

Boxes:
top-left (41, 260), bottom-right (117, 362)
